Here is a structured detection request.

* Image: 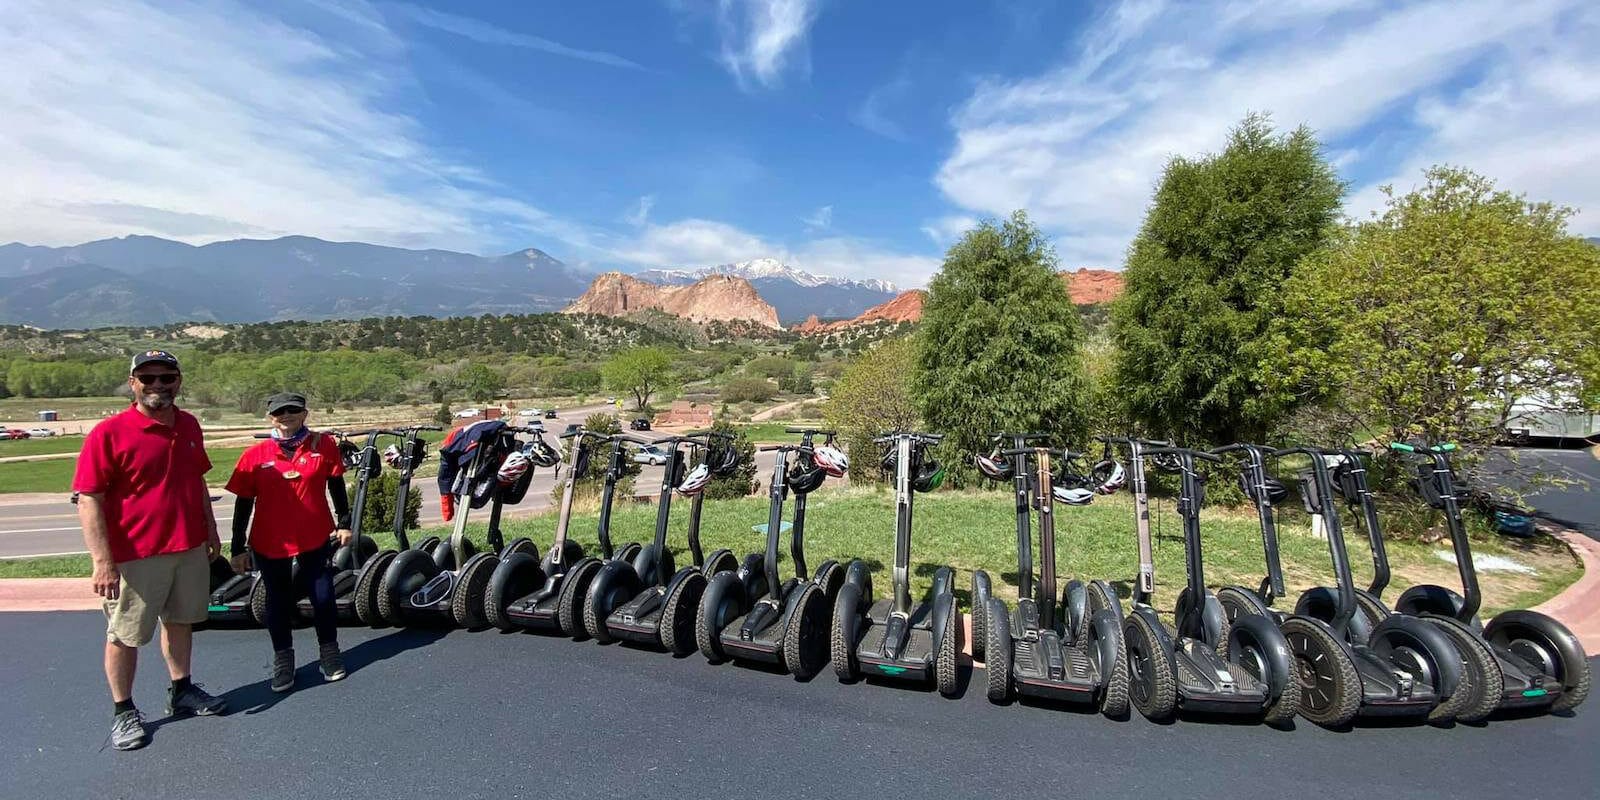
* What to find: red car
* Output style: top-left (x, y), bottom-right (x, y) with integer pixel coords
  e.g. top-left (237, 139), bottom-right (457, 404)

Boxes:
top-left (3, 429), bottom-right (30, 440)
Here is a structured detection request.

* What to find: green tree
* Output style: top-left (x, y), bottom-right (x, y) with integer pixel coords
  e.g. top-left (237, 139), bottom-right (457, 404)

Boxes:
top-left (791, 339), bottom-right (821, 361)
top-left (460, 363), bottom-right (506, 403)
top-left (745, 356), bottom-right (795, 381)
top-left (721, 377), bottom-right (776, 404)
top-left (913, 211), bottom-right (1089, 486)
top-left (602, 347), bottom-right (678, 411)
top-left (350, 471), bottom-right (422, 537)
top-left (1112, 113), bottom-right (1344, 445)
top-left (557, 412), bottom-right (641, 504)
top-left (780, 363), bottom-right (814, 395)
top-left (824, 338), bottom-right (920, 485)
top-left (1260, 166), bottom-right (1600, 452)
top-left (434, 402), bottom-right (453, 426)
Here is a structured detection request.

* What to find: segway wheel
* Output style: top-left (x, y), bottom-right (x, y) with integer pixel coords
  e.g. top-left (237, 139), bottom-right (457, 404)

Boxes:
top-left (557, 558), bottom-right (604, 639)
top-left (379, 549), bottom-right (439, 626)
top-left (813, 560), bottom-right (845, 606)
top-left (485, 553), bottom-right (543, 633)
top-left (1280, 617), bottom-right (1361, 728)
top-left (831, 582), bottom-right (862, 682)
top-left (969, 570), bottom-right (991, 661)
top-left (451, 555), bottom-right (499, 629)
top-left (702, 550), bottom-right (739, 578)
top-left (661, 571), bottom-right (708, 657)
top-left (1354, 590), bottom-right (1391, 638)
top-left (934, 593), bottom-right (959, 697)
top-left (1087, 580), bottom-right (1123, 619)
top-left (501, 537), bottom-right (540, 560)
top-left (1484, 610), bottom-right (1591, 713)
top-left (583, 563), bottom-right (636, 645)
top-left (1089, 609), bottom-right (1130, 718)
top-left (984, 598), bottom-right (1012, 703)
top-left (1217, 586), bottom-right (1273, 625)
top-left (698, 571), bottom-right (742, 662)
top-left (1124, 614), bottom-right (1177, 721)
top-left (783, 583), bottom-right (830, 680)
top-left (616, 541), bottom-right (642, 563)
top-left (248, 576), bottom-right (269, 626)
top-left (1230, 621), bottom-right (1300, 726)
top-left (354, 550), bottom-right (397, 627)
top-left (1423, 614), bottom-right (1501, 724)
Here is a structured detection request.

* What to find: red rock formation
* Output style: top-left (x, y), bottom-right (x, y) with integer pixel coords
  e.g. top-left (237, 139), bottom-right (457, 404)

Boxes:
top-left (563, 272), bottom-right (781, 328)
top-left (794, 290), bottom-right (926, 334)
top-left (1059, 268), bottom-right (1124, 305)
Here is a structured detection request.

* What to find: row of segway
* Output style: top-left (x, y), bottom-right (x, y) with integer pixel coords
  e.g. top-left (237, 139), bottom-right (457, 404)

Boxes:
top-left (208, 421), bottom-right (1588, 726)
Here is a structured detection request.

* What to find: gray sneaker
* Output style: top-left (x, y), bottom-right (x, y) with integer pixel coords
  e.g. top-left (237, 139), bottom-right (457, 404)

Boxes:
top-left (271, 649), bottom-right (295, 693)
top-left (319, 642), bottom-right (347, 682)
top-left (166, 683), bottom-right (226, 716)
top-left (110, 709), bottom-right (149, 751)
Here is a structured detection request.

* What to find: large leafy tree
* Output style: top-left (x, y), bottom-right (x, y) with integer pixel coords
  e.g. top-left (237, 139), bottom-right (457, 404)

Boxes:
top-left (1260, 166), bottom-right (1600, 449)
top-left (912, 211), bottom-right (1087, 482)
top-left (601, 347), bottom-right (678, 411)
top-left (1113, 113), bottom-right (1344, 445)
top-left (824, 337), bottom-right (920, 485)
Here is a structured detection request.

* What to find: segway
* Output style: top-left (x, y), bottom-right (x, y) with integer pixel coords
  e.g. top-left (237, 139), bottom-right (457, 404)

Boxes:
top-left (1268, 445), bottom-right (1464, 727)
top-left (1109, 443), bottom-right (1299, 723)
top-left (697, 428), bottom-right (849, 678)
top-left (583, 432), bottom-right (745, 653)
top-left (1388, 441), bottom-right (1589, 716)
top-left (377, 423), bottom-right (553, 628)
top-left (830, 431), bottom-right (959, 696)
top-left (353, 426), bottom-right (448, 627)
top-left (541, 433), bottom-right (648, 639)
top-left (970, 435), bottom-right (1130, 715)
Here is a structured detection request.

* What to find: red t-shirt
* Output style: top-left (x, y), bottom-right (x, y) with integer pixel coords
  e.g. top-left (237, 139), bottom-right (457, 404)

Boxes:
top-left (225, 433), bottom-right (346, 558)
top-left (72, 406), bottom-right (214, 564)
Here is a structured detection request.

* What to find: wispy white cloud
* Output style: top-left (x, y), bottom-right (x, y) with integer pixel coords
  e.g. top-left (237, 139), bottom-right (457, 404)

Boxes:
top-left (801, 204), bottom-right (832, 230)
top-left (613, 217), bottom-right (939, 288)
top-left (389, 3), bottom-right (643, 69)
top-left (0, 0), bottom-right (591, 252)
top-left (715, 0), bottom-right (819, 90)
top-left (935, 0), bottom-right (1599, 267)
top-left (919, 215), bottom-right (979, 248)
top-left (853, 71), bottom-right (912, 141)
top-left (625, 195), bottom-right (657, 227)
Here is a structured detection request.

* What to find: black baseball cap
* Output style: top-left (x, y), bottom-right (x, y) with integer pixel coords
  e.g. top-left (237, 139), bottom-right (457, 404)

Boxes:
top-left (265, 392), bottom-right (308, 415)
top-left (129, 350), bottom-right (180, 374)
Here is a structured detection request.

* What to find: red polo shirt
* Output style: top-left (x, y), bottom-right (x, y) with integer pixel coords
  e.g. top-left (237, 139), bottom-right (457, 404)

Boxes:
top-left (73, 406), bottom-right (213, 564)
top-left (225, 433), bottom-right (345, 558)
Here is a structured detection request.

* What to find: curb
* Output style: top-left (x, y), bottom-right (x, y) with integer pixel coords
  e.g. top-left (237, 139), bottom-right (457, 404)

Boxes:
top-left (1533, 528), bottom-right (1600, 657)
top-left (0, 578), bottom-right (100, 612)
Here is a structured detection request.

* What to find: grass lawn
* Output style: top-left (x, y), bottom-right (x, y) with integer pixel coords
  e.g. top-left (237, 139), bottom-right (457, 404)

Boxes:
top-left (0, 445), bottom-right (251, 494)
top-left (0, 435), bottom-right (88, 457)
top-left (2, 486), bottom-right (1580, 618)
top-left (735, 420), bottom-right (829, 443)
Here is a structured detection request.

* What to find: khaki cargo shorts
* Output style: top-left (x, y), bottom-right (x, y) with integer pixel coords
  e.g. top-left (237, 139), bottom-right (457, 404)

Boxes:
top-left (104, 545), bottom-right (210, 646)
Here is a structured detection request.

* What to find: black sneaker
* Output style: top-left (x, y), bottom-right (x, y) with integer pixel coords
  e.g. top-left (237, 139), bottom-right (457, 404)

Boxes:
top-left (319, 642), bottom-right (347, 682)
top-left (166, 683), bottom-right (226, 716)
top-left (110, 709), bottom-right (149, 751)
top-left (271, 649), bottom-right (295, 693)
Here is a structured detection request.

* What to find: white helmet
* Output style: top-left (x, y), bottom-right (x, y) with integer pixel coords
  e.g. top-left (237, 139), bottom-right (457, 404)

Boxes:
top-left (1092, 460), bottom-right (1127, 494)
top-left (382, 444), bottom-right (404, 467)
top-left (497, 451), bottom-right (532, 485)
top-left (1053, 485), bottom-right (1096, 506)
top-left (812, 445), bottom-right (849, 478)
top-left (676, 463), bottom-right (712, 496)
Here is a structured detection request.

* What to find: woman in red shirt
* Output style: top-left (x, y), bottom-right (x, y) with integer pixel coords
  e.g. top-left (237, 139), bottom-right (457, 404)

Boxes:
top-left (226, 392), bottom-right (352, 693)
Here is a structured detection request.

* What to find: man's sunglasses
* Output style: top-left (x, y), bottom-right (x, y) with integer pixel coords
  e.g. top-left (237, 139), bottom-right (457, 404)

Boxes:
top-left (269, 406), bottom-right (306, 417)
top-left (132, 373), bottom-right (180, 386)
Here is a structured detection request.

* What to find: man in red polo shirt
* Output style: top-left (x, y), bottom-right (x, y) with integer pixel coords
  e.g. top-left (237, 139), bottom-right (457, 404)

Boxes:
top-left (74, 350), bottom-right (226, 752)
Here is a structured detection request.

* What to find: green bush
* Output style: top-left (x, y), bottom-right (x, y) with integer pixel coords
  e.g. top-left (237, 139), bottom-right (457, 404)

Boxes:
top-left (349, 470), bottom-right (422, 536)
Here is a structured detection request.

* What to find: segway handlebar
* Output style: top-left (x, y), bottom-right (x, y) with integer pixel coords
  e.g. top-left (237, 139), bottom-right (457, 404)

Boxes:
top-left (1209, 443), bottom-right (1274, 456)
top-left (872, 431), bottom-right (943, 445)
top-left (1096, 435), bottom-right (1173, 448)
top-left (610, 433), bottom-right (657, 447)
top-left (785, 427), bottom-right (837, 436)
top-left (998, 446), bottom-right (1083, 460)
top-left (988, 431), bottom-right (1051, 442)
top-left (1388, 441), bottom-right (1457, 454)
top-left (1139, 445), bottom-right (1223, 464)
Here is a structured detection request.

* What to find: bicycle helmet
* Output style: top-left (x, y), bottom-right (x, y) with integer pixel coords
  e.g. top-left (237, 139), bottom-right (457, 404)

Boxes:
top-left (382, 444), bottom-right (404, 467)
top-left (497, 451), bottom-right (532, 486)
top-left (708, 441), bottom-right (740, 477)
top-left (1240, 468), bottom-right (1289, 504)
top-left (788, 453), bottom-right (827, 495)
top-left (676, 463), bottom-right (712, 496)
top-left (1090, 459), bottom-right (1126, 494)
top-left (911, 453), bottom-right (945, 493)
top-left (975, 451), bottom-right (1013, 482)
top-left (812, 444), bottom-right (849, 478)
top-left (338, 439), bottom-right (362, 471)
top-left (1053, 485), bottom-right (1097, 506)
top-left (524, 437), bottom-right (561, 469)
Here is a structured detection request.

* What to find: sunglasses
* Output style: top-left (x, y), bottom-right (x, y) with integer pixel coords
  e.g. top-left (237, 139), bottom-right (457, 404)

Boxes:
top-left (132, 373), bottom-right (180, 386)
top-left (270, 406), bottom-right (306, 417)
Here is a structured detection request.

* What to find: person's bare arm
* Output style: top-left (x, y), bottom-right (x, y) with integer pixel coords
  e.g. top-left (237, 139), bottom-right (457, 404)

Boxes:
top-left (198, 474), bottom-right (221, 560)
top-left (77, 492), bottom-right (119, 600)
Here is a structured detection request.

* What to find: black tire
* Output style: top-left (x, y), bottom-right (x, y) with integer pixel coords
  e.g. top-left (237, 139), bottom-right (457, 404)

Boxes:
top-left (379, 549), bottom-right (438, 626)
top-left (501, 537), bottom-right (539, 560)
top-left (584, 564), bottom-right (635, 645)
top-left (1063, 580), bottom-right (1088, 644)
top-left (1124, 613), bottom-right (1177, 721)
top-left (984, 598), bottom-right (1011, 703)
top-left (1087, 580), bottom-right (1123, 619)
top-left (485, 553), bottom-right (541, 633)
top-left (698, 571), bottom-right (743, 663)
top-left (557, 558), bottom-right (603, 639)
top-left (935, 593), bottom-right (959, 697)
top-left (661, 571), bottom-right (708, 657)
top-left (813, 560), bottom-right (845, 606)
top-left (1089, 609), bottom-right (1130, 718)
top-left (783, 583), bottom-right (830, 679)
top-left (353, 550), bottom-right (396, 627)
top-left (1229, 621), bottom-right (1300, 726)
top-left (969, 570), bottom-right (991, 661)
top-left (451, 555), bottom-right (498, 629)
top-left (1423, 614), bottom-right (1501, 723)
top-left (831, 583), bottom-right (862, 682)
top-left (248, 576), bottom-right (269, 626)
top-left (1217, 586), bottom-right (1273, 625)
top-left (1485, 611), bottom-right (1591, 713)
top-left (616, 541), bottom-right (642, 563)
top-left (703, 550), bottom-right (739, 578)
top-left (1281, 617), bottom-right (1361, 728)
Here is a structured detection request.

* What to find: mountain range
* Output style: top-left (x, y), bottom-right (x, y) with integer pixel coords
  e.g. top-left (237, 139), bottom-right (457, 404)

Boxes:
top-left (0, 236), bottom-right (895, 329)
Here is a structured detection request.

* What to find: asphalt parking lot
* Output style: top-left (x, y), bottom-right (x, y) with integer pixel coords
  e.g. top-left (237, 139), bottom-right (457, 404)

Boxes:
top-left (3, 612), bottom-right (1595, 800)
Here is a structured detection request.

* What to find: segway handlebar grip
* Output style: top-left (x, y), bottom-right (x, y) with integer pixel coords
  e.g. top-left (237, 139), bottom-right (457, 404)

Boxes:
top-left (785, 427), bottom-right (837, 436)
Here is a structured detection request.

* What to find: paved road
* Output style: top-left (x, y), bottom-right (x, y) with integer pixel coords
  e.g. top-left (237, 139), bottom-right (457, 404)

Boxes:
top-left (2, 611), bottom-right (1594, 799)
top-left (0, 417), bottom-right (783, 558)
top-left (1473, 446), bottom-right (1600, 540)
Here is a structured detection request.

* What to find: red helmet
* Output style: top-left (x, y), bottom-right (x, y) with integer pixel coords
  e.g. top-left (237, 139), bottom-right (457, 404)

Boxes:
top-left (812, 444), bottom-right (849, 478)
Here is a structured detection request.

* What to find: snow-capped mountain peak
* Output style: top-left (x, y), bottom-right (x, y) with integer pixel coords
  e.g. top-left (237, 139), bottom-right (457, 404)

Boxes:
top-left (635, 259), bottom-right (895, 292)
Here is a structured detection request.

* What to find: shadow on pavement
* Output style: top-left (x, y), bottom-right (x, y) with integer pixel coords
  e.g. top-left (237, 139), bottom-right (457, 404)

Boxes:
top-left (218, 626), bottom-right (449, 715)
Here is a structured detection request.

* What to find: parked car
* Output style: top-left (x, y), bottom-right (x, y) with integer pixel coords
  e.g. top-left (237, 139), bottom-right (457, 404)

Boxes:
top-left (629, 417), bottom-right (651, 431)
top-left (632, 444), bottom-right (669, 466)
top-left (4, 429), bottom-right (31, 439)
top-left (518, 408), bottom-right (542, 417)
top-left (454, 408), bottom-right (481, 418)
top-left (544, 408), bottom-right (558, 419)
top-left (26, 428), bottom-right (57, 438)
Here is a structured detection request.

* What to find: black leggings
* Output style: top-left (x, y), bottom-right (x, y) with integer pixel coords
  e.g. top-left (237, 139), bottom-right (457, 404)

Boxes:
top-left (254, 544), bottom-right (338, 652)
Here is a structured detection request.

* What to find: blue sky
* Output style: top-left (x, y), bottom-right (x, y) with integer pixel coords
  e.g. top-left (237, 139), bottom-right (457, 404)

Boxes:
top-left (3, 0), bottom-right (1598, 288)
